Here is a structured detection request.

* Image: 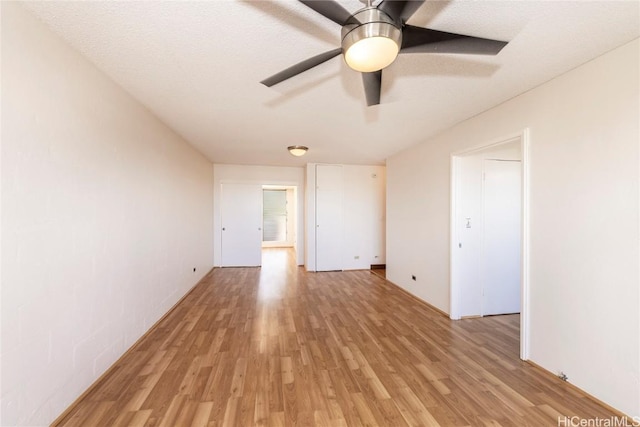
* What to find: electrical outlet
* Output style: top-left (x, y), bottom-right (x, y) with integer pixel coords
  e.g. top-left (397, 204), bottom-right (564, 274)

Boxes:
top-left (412, 275), bottom-right (416, 281)
top-left (354, 256), bottom-right (360, 260)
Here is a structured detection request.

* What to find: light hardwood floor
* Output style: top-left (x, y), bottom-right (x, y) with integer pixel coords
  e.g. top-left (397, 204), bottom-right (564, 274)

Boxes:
top-left (55, 248), bottom-right (620, 426)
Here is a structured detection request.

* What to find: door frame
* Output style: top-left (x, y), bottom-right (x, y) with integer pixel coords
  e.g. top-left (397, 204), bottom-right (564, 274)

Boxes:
top-left (449, 129), bottom-right (531, 360)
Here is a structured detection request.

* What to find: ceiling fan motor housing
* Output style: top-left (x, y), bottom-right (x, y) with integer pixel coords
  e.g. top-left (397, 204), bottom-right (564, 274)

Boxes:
top-left (341, 7), bottom-right (402, 72)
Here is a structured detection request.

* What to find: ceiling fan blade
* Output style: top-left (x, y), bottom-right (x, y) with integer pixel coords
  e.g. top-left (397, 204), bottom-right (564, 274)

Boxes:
top-left (378, 0), bottom-right (425, 24)
top-left (299, 0), bottom-right (355, 26)
top-left (362, 70), bottom-right (382, 107)
top-left (261, 48), bottom-right (342, 87)
top-left (400, 25), bottom-right (508, 55)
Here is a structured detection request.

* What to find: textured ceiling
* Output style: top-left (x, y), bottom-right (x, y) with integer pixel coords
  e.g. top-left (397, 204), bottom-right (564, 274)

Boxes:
top-left (24, 1), bottom-right (639, 166)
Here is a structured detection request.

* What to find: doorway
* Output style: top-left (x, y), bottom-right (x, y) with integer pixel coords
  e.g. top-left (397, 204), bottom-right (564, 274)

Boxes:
top-left (450, 130), bottom-right (530, 359)
top-left (262, 186), bottom-right (296, 249)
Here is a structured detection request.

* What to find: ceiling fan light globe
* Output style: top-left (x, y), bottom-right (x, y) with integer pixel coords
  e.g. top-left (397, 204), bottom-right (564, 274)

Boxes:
top-left (341, 7), bottom-right (402, 73)
top-left (344, 36), bottom-right (399, 72)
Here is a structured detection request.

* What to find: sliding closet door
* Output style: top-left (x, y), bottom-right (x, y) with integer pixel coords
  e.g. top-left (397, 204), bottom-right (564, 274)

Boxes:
top-left (315, 165), bottom-right (343, 271)
top-left (220, 183), bottom-right (262, 267)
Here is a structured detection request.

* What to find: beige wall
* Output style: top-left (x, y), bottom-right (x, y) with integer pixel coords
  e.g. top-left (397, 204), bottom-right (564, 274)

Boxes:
top-left (1, 3), bottom-right (214, 425)
top-left (386, 39), bottom-right (639, 416)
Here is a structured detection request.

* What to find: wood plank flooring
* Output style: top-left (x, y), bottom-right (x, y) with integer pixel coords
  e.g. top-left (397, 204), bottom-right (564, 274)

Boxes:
top-left (55, 248), bottom-right (620, 426)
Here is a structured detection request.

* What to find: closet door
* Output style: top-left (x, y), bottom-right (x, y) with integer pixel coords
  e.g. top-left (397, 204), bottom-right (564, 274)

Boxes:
top-left (315, 165), bottom-right (343, 271)
top-left (481, 160), bottom-right (521, 315)
top-left (221, 183), bottom-right (262, 267)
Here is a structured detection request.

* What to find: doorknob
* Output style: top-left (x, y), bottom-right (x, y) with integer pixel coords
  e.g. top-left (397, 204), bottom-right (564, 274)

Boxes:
top-left (258, 227), bottom-right (262, 230)
top-left (222, 227), bottom-right (226, 231)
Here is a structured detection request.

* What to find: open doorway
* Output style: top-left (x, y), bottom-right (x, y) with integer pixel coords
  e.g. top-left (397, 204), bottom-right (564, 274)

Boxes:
top-left (260, 186), bottom-right (297, 278)
top-left (262, 185), bottom-right (297, 250)
top-left (450, 130), bottom-right (530, 359)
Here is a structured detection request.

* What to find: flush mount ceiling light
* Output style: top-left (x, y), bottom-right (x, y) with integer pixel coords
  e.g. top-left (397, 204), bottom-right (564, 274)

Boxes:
top-left (341, 7), bottom-right (401, 73)
top-left (288, 145), bottom-right (308, 157)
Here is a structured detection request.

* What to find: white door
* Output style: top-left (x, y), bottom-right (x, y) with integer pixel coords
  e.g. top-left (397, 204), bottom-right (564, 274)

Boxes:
top-left (316, 165), bottom-right (343, 271)
top-left (221, 183), bottom-right (262, 267)
top-left (481, 160), bottom-right (521, 315)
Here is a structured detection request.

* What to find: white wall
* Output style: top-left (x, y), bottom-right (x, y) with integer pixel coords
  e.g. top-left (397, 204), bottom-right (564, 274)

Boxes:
top-left (306, 164), bottom-right (386, 271)
top-left (213, 164), bottom-right (305, 266)
top-left (387, 39), bottom-right (639, 416)
top-left (1, 3), bottom-right (214, 425)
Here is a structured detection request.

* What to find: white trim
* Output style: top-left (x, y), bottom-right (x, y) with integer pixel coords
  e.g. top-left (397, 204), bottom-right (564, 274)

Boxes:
top-left (449, 155), bottom-right (461, 320)
top-left (451, 131), bottom-right (523, 157)
top-left (314, 164), bottom-right (319, 271)
top-left (520, 128), bottom-right (531, 360)
top-left (449, 128), bottom-right (531, 361)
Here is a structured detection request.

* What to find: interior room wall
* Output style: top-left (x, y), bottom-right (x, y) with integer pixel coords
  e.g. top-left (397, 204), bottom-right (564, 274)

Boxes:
top-left (386, 39), bottom-right (639, 416)
top-left (306, 164), bottom-right (386, 271)
top-left (212, 164), bottom-right (305, 266)
top-left (1, 3), bottom-right (214, 425)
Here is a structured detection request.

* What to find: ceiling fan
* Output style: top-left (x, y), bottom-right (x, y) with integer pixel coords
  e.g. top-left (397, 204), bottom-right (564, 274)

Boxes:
top-left (261, 0), bottom-right (509, 106)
